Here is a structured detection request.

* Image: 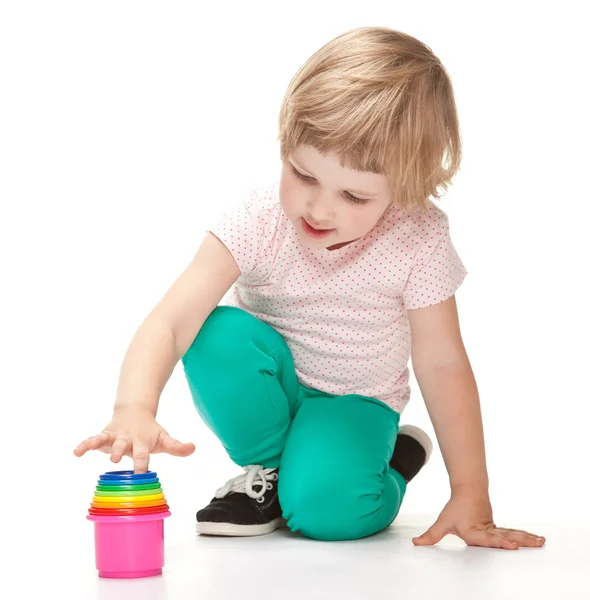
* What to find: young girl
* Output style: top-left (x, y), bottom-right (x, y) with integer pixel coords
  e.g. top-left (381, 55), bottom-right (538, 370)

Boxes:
top-left (74, 27), bottom-right (546, 549)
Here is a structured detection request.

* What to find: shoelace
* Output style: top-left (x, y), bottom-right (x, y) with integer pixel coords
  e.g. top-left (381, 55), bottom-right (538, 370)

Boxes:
top-left (215, 465), bottom-right (278, 501)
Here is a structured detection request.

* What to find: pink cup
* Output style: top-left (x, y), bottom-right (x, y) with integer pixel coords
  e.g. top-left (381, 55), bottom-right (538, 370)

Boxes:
top-left (87, 511), bottom-right (171, 578)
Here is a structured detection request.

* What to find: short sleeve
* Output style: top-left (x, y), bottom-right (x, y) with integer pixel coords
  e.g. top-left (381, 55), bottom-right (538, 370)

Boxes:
top-left (208, 191), bottom-right (267, 282)
top-left (402, 213), bottom-right (467, 310)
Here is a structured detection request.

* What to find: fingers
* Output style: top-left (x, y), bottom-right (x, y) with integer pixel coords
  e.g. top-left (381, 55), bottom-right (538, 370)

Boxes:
top-left (413, 524), bottom-right (447, 546)
top-left (466, 527), bottom-right (545, 549)
top-left (158, 433), bottom-right (196, 457)
top-left (461, 529), bottom-right (517, 550)
top-left (75, 426), bottom-right (194, 474)
top-left (110, 436), bottom-right (131, 463)
top-left (132, 443), bottom-right (150, 474)
top-left (76, 433), bottom-right (151, 474)
top-left (73, 431), bottom-right (116, 457)
top-left (486, 529), bottom-right (520, 550)
top-left (495, 527), bottom-right (546, 547)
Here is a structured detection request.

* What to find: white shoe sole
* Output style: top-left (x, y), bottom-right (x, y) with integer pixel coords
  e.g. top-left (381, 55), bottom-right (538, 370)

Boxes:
top-left (398, 424), bottom-right (434, 463)
top-left (196, 517), bottom-right (288, 537)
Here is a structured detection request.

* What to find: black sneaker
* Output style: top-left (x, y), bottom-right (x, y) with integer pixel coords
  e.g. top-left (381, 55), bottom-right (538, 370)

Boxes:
top-left (196, 465), bottom-right (287, 536)
top-left (389, 425), bottom-right (434, 483)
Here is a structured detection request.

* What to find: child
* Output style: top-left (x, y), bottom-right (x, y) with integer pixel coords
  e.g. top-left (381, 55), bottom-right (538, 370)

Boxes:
top-left (74, 27), bottom-right (546, 549)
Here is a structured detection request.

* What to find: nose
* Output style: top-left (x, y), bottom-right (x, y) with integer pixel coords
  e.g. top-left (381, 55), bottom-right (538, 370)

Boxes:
top-left (306, 192), bottom-right (335, 225)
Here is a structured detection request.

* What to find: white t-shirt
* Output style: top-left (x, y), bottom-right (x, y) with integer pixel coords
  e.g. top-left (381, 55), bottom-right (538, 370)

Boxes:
top-left (209, 182), bottom-right (467, 413)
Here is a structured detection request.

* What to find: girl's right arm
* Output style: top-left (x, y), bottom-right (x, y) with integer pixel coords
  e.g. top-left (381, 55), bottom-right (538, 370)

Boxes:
top-left (73, 232), bottom-right (240, 472)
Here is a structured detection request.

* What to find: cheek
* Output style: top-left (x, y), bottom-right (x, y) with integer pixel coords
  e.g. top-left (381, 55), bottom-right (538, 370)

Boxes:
top-left (343, 205), bottom-right (384, 232)
top-left (279, 177), bottom-right (301, 215)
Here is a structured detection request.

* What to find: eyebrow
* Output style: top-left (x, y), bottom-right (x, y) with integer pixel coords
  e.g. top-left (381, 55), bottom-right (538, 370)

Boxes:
top-left (289, 158), bottom-right (379, 198)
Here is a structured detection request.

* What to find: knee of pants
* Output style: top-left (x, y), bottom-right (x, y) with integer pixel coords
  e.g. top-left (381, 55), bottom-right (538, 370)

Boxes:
top-left (182, 306), bottom-right (255, 371)
top-left (279, 462), bottom-right (390, 541)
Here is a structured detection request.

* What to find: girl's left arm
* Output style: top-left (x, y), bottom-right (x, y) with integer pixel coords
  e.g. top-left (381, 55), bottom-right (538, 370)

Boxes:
top-left (407, 295), bottom-right (546, 549)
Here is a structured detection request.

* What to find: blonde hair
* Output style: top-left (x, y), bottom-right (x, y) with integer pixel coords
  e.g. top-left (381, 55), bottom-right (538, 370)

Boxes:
top-left (278, 27), bottom-right (462, 213)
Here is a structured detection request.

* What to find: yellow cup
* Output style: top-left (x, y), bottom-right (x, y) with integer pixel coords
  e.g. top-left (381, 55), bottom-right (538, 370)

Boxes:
top-left (91, 498), bottom-right (167, 509)
top-left (91, 493), bottom-right (164, 504)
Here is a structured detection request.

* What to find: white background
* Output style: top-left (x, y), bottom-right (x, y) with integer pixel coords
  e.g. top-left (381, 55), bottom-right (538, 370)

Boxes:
top-left (1, 1), bottom-right (588, 598)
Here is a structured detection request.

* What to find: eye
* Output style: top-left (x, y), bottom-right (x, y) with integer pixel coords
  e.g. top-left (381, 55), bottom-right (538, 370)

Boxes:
top-left (291, 165), bottom-right (370, 205)
top-left (344, 192), bottom-right (370, 205)
top-left (291, 165), bottom-right (315, 183)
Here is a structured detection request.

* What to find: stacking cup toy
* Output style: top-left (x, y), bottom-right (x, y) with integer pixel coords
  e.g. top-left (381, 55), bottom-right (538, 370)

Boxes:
top-left (87, 470), bottom-right (171, 578)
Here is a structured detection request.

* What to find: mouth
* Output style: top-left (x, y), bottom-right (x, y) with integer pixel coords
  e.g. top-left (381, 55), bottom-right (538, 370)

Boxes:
top-left (301, 218), bottom-right (335, 239)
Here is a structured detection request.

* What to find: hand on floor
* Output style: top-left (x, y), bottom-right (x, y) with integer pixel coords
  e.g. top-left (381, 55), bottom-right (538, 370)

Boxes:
top-left (412, 492), bottom-right (546, 550)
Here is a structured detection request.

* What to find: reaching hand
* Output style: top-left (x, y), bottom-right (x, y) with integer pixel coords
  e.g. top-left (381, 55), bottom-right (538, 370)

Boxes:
top-left (73, 406), bottom-right (195, 473)
top-left (412, 492), bottom-right (546, 550)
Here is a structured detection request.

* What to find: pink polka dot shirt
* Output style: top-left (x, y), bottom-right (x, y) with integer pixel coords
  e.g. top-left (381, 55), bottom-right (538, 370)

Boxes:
top-left (209, 183), bottom-right (467, 413)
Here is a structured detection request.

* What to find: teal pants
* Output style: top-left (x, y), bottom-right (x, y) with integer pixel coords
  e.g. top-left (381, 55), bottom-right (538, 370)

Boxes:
top-left (181, 306), bottom-right (407, 541)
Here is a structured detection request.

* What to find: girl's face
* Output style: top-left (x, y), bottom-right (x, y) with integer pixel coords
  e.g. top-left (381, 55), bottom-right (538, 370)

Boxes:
top-left (279, 145), bottom-right (393, 251)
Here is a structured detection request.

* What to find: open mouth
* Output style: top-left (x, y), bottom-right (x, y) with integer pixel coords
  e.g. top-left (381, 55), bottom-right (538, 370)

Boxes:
top-left (301, 218), bottom-right (335, 239)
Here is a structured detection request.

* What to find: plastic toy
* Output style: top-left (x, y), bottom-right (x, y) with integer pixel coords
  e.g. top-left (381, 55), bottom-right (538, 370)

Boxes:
top-left (86, 470), bottom-right (171, 578)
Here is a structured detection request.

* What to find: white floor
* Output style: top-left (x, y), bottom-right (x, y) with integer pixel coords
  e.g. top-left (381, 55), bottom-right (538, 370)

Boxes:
top-left (10, 514), bottom-right (587, 600)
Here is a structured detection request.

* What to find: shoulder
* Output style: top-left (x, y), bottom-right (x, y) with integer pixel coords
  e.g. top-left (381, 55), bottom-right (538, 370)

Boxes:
top-left (239, 182), bottom-right (289, 246)
top-left (396, 199), bottom-right (449, 237)
top-left (214, 181), bottom-right (283, 238)
top-left (242, 181), bottom-right (281, 216)
top-left (376, 199), bottom-right (450, 252)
